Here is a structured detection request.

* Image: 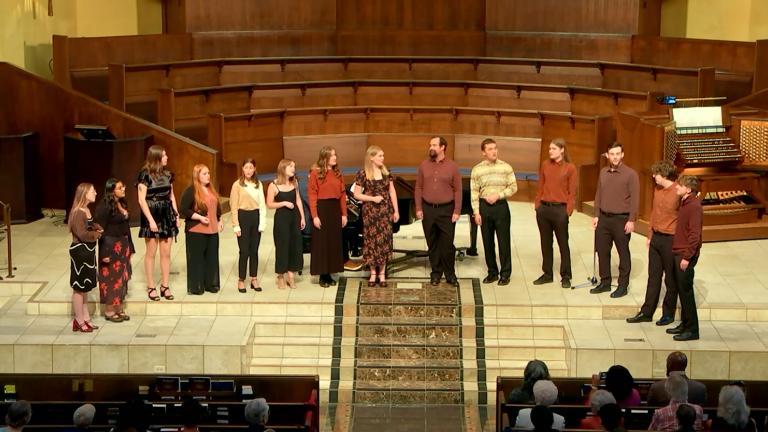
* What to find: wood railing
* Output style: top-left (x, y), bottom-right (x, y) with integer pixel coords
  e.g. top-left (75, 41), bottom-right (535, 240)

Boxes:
top-left (0, 201), bottom-right (13, 280)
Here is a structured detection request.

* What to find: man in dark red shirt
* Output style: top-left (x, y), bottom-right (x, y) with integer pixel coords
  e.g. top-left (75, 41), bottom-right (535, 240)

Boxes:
top-left (666, 175), bottom-right (703, 341)
top-left (590, 142), bottom-right (639, 298)
top-left (415, 136), bottom-right (463, 287)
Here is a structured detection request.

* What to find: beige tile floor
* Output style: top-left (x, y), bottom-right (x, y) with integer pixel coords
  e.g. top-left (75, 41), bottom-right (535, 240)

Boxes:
top-left (2, 202), bottom-right (768, 381)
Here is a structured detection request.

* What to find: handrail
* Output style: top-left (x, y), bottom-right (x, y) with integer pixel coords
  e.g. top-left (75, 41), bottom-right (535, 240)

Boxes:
top-left (0, 200), bottom-right (13, 279)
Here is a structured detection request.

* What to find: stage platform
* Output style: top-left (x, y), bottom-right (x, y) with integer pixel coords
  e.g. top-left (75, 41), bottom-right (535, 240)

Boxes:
top-left (2, 201), bottom-right (768, 431)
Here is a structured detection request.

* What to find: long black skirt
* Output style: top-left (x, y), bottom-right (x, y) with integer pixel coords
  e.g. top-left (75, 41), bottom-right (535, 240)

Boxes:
top-left (310, 199), bottom-right (344, 275)
top-left (70, 241), bottom-right (98, 293)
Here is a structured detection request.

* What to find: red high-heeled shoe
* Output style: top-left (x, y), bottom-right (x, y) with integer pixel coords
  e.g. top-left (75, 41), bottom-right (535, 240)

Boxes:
top-left (72, 319), bottom-right (93, 333)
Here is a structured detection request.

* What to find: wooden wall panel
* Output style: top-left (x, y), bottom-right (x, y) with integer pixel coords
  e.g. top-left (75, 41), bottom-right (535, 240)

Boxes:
top-left (167, 0), bottom-right (336, 32)
top-left (336, 31), bottom-right (485, 56)
top-left (486, 33), bottom-right (633, 62)
top-left (336, 0), bottom-right (484, 31)
top-left (454, 135), bottom-right (541, 174)
top-left (0, 63), bottom-right (216, 209)
top-left (192, 32), bottom-right (337, 58)
top-left (631, 36), bottom-right (756, 73)
top-left (284, 135), bottom-right (368, 172)
top-left (57, 34), bottom-right (192, 70)
top-left (486, 0), bottom-right (653, 35)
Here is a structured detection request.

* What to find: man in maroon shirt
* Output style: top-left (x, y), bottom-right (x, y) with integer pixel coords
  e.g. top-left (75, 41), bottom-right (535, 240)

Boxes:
top-left (415, 136), bottom-right (463, 287)
top-left (666, 175), bottom-right (703, 341)
top-left (590, 142), bottom-right (639, 298)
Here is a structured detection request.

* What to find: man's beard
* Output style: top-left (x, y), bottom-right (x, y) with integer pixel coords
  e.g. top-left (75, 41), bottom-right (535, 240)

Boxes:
top-left (429, 149), bottom-right (437, 160)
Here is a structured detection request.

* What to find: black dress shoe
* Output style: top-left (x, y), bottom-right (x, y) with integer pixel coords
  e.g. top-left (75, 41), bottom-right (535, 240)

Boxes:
top-left (590, 282), bottom-right (611, 294)
top-left (561, 278), bottom-right (571, 289)
top-left (498, 277), bottom-right (510, 286)
top-left (205, 286), bottom-right (220, 293)
top-left (655, 316), bottom-right (674, 326)
top-left (482, 275), bottom-right (499, 284)
top-left (673, 331), bottom-right (699, 341)
top-left (610, 286), bottom-right (628, 298)
top-left (446, 278), bottom-right (460, 288)
top-left (532, 275), bottom-right (554, 285)
top-left (466, 248), bottom-right (478, 257)
top-left (319, 280), bottom-right (330, 288)
top-left (666, 324), bottom-right (685, 334)
top-left (430, 277), bottom-right (441, 286)
top-left (626, 312), bottom-right (652, 323)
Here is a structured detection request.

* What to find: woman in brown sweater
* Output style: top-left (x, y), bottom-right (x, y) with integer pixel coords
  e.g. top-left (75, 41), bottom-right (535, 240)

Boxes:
top-left (68, 183), bottom-right (102, 332)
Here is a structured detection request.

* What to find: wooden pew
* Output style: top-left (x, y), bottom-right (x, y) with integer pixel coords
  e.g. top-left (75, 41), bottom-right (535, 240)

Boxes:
top-left (106, 56), bottom-right (719, 116)
top-left (157, 79), bottom-right (647, 145)
top-left (0, 373), bottom-right (319, 432)
top-left (207, 106), bottom-right (613, 199)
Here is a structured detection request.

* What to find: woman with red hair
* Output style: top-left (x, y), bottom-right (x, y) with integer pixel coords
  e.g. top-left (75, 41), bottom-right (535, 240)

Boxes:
top-left (180, 164), bottom-right (223, 295)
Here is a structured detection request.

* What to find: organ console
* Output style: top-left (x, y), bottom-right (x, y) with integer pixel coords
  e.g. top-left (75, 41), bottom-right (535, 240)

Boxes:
top-left (618, 106), bottom-right (768, 241)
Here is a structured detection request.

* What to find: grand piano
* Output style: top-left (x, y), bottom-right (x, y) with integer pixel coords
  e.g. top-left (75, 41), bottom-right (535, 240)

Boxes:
top-left (617, 104), bottom-right (768, 241)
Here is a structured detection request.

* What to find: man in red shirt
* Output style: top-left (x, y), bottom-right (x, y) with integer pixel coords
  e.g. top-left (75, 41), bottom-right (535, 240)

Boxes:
top-left (415, 136), bottom-right (462, 287)
top-left (666, 175), bottom-right (703, 341)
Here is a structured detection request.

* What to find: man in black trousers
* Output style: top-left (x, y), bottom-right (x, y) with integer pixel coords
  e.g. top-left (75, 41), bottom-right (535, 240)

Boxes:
top-left (590, 142), bottom-right (639, 298)
top-left (415, 136), bottom-right (462, 287)
top-left (666, 175), bottom-right (703, 341)
top-left (470, 138), bottom-right (518, 285)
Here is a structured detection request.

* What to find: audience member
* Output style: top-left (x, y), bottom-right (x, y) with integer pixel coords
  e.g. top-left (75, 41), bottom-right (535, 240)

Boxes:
top-left (648, 375), bottom-right (704, 431)
top-left (515, 380), bottom-right (565, 430)
top-left (179, 397), bottom-right (204, 432)
top-left (530, 405), bottom-right (557, 432)
top-left (605, 365), bottom-right (640, 407)
top-left (2, 400), bottom-right (31, 432)
top-left (580, 389), bottom-right (617, 430)
top-left (710, 385), bottom-right (756, 432)
top-left (648, 351), bottom-right (707, 406)
top-left (72, 403), bottom-right (95, 431)
top-left (676, 404), bottom-right (697, 432)
top-left (598, 403), bottom-right (625, 432)
top-left (245, 398), bottom-right (274, 432)
top-left (508, 360), bottom-right (550, 403)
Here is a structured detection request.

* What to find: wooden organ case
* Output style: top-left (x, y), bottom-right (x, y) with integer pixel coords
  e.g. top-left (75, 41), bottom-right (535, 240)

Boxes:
top-left (617, 107), bottom-right (768, 242)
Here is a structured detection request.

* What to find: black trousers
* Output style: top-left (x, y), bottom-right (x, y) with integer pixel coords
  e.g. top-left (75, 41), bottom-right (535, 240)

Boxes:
top-left (422, 202), bottom-right (457, 280)
top-left (640, 233), bottom-right (678, 318)
top-left (536, 203), bottom-right (571, 280)
top-left (186, 232), bottom-right (220, 294)
top-left (480, 200), bottom-right (511, 278)
top-left (237, 209), bottom-right (262, 280)
top-left (595, 212), bottom-right (632, 287)
top-left (675, 253), bottom-right (699, 334)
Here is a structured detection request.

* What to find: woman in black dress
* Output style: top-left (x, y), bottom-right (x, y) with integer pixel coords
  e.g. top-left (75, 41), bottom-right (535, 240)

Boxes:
top-left (94, 178), bottom-right (134, 323)
top-left (353, 145), bottom-right (399, 287)
top-left (137, 145), bottom-right (180, 301)
top-left (266, 159), bottom-right (305, 289)
top-left (68, 182), bottom-right (102, 332)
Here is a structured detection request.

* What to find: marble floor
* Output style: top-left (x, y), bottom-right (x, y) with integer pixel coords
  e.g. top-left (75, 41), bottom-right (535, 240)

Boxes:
top-left (2, 202), bottom-right (768, 430)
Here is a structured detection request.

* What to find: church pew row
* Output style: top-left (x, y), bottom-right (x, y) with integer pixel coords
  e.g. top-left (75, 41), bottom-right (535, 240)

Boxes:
top-left (496, 376), bottom-right (768, 432)
top-left (205, 106), bottom-right (614, 209)
top-left (0, 374), bottom-right (319, 432)
top-left (105, 56), bottom-right (723, 113)
top-left (156, 79), bottom-right (650, 144)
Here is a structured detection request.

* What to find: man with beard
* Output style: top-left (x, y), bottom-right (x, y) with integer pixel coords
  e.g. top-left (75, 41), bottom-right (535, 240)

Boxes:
top-left (590, 142), bottom-right (639, 298)
top-left (415, 136), bottom-right (462, 287)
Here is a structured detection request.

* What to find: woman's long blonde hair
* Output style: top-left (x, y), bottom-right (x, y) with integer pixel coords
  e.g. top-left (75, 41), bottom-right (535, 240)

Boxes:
top-left (68, 182), bottom-right (94, 233)
top-left (192, 164), bottom-right (219, 213)
top-left (363, 145), bottom-right (389, 180)
top-left (276, 159), bottom-right (297, 186)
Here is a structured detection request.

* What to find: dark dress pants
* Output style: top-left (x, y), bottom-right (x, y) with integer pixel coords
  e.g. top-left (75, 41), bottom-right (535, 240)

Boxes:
top-left (480, 200), bottom-right (511, 279)
top-left (237, 209), bottom-right (261, 280)
top-left (675, 253), bottom-right (699, 334)
top-left (186, 231), bottom-right (220, 294)
top-left (640, 233), bottom-right (678, 318)
top-left (595, 213), bottom-right (632, 287)
top-left (535, 204), bottom-right (571, 280)
top-left (422, 202), bottom-right (456, 280)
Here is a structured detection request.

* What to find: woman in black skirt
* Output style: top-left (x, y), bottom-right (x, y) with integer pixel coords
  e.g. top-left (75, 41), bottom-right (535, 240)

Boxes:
top-left (266, 159), bottom-right (305, 289)
top-left (137, 145), bottom-right (180, 301)
top-left (68, 183), bottom-right (102, 332)
top-left (308, 147), bottom-right (347, 287)
top-left (94, 178), bottom-right (134, 323)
